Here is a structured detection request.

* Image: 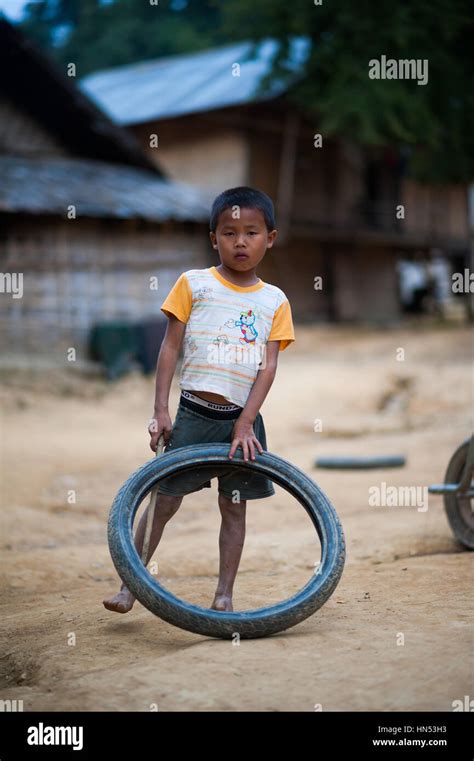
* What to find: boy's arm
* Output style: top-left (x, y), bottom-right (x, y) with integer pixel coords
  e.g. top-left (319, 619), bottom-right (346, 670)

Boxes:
top-left (228, 340), bottom-right (280, 461)
top-left (149, 315), bottom-right (186, 450)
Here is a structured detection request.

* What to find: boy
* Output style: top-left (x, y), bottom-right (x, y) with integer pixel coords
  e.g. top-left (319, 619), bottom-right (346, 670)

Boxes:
top-left (103, 186), bottom-right (295, 614)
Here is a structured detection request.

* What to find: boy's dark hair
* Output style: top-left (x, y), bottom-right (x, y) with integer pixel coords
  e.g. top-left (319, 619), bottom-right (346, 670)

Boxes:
top-left (210, 186), bottom-right (276, 233)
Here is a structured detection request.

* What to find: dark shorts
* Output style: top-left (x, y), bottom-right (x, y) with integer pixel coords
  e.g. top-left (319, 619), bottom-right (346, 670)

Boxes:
top-left (156, 393), bottom-right (275, 501)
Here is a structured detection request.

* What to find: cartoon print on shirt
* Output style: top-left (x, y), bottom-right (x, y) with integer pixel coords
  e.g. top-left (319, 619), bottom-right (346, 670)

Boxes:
top-left (224, 309), bottom-right (258, 345)
top-left (194, 286), bottom-right (214, 302)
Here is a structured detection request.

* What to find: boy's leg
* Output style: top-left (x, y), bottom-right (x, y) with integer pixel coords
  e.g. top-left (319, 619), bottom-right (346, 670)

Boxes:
top-left (211, 492), bottom-right (247, 612)
top-left (103, 492), bottom-right (183, 613)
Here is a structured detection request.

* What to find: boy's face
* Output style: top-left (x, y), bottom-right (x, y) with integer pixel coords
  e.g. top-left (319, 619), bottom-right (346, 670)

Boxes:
top-left (209, 207), bottom-right (277, 272)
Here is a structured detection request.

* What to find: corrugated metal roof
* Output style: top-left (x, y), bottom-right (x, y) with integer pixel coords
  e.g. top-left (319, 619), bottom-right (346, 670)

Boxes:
top-left (80, 37), bottom-right (310, 126)
top-left (0, 155), bottom-right (209, 222)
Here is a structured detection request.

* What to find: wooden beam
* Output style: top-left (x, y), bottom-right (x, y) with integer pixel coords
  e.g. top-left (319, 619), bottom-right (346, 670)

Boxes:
top-left (277, 111), bottom-right (299, 244)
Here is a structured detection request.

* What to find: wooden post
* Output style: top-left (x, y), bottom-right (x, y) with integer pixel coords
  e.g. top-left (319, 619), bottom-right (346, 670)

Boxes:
top-left (277, 111), bottom-right (299, 245)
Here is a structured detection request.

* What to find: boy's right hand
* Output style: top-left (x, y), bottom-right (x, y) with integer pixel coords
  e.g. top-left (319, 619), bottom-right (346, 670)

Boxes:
top-left (148, 413), bottom-right (173, 452)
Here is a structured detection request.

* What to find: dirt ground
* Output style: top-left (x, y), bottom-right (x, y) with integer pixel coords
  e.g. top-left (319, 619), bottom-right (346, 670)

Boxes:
top-left (1, 323), bottom-right (472, 712)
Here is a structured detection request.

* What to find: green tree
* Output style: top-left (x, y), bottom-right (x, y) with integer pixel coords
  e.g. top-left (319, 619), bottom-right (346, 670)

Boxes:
top-left (20, 0), bottom-right (230, 75)
top-left (221, 0), bottom-right (474, 182)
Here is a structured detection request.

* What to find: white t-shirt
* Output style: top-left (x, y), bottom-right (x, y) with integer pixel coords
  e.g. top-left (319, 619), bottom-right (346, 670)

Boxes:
top-left (160, 265), bottom-right (295, 407)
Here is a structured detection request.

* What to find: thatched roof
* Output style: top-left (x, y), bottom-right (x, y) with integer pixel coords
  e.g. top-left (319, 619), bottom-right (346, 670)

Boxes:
top-left (0, 155), bottom-right (209, 222)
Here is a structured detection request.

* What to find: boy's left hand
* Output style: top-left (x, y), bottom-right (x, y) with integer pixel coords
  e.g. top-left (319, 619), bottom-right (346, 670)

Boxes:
top-left (229, 418), bottom-right (263, 461)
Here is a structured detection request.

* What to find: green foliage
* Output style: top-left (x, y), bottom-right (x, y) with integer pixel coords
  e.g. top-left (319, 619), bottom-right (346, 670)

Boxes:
top-left (20, 0), bottom-right (228, 74)
top-left (221, 0), bottom-right (474, 182)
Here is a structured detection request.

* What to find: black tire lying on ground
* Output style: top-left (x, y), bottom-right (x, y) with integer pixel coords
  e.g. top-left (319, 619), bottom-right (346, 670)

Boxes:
top-left (315, 455), bottom-right (406, 470)
top-left (107, 443), bottom-right (346, 639)
top-left (443, 437), bottom-right (474, 550)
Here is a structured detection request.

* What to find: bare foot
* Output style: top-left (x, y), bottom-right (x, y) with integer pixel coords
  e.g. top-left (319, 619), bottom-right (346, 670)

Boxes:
top-left (103, 588), bottom-right (135, 614)
top-left (210, 594), bottom-right (233, 612)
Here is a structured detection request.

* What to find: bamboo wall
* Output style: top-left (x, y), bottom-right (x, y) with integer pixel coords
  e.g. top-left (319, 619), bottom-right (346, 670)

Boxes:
top-left (134, 117), bottom-right (248, 199)
top-left (0, 216), bottom-right (210, 356)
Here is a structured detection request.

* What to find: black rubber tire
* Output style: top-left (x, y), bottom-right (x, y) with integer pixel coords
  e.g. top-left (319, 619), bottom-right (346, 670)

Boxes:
top-left (443, 437), bottom-right (474, 550)
top-left (315, 455), bottom-right (406, 470)
top-left (107, 443), bottom-right (346, 639)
